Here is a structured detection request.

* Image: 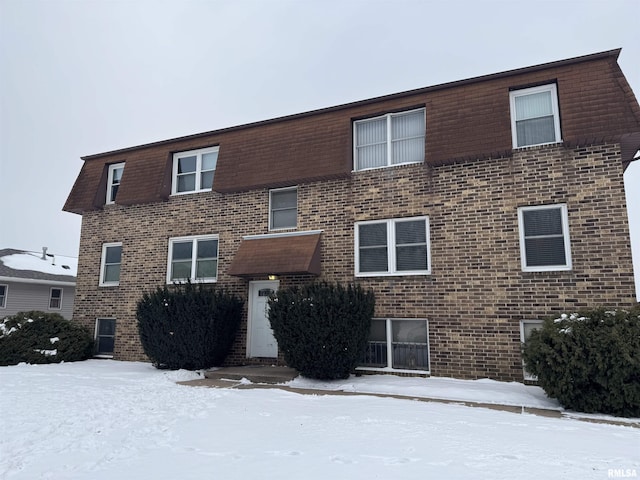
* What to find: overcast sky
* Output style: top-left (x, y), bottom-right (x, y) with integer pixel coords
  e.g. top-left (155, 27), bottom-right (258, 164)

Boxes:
top-left (1, 0), bottom-right (639, 294)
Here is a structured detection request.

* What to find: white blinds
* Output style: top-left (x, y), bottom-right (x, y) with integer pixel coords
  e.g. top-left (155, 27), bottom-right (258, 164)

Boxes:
top-left (512, 85), bottom-right (559, 147)
top-left (355, 108), bottom-right (425, 170)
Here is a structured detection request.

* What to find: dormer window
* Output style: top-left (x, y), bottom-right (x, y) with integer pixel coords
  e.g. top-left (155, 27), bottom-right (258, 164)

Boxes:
top-left (509, 84), bottom-right (561, 148)
top-left (354, 108), bottom-right (425, 171)
top-left (171, 146), bottom-right (219, 195)
top-left (106, 162), bottom-right (125, 204)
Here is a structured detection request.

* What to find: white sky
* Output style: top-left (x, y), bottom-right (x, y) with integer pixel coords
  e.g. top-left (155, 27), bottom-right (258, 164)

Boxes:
top-left (0, 0), bottom-right (638, 294)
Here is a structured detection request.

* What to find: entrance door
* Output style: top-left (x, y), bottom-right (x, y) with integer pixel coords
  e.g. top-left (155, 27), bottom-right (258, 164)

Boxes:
top-left (248, 280), bottom-right (279, 358)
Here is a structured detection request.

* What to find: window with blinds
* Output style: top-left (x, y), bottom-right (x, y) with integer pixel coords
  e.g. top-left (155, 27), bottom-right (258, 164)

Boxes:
top-left (356, 216), bottom-right (430, 276)
top-left (518, 204), bottom-right (572, 271)
top-left (354, 108), bottom-right (425, 171)
top-left (509, 84), bottom-right (561, 148)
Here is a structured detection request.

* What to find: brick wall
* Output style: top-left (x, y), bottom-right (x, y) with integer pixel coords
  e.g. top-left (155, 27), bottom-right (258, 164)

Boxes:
top-left (72, 142), bottom-right (636, 381)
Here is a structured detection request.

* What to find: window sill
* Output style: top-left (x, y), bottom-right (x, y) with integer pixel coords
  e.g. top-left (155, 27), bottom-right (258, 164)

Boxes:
top-left (512, 141), bottom-right (563, 151)
top-left (356, 366), bottom-right (430, 375)
top-left (356, 271), bottom-right (431, 277)
top-left (99, 283), bottom-right (120, 288)
top-left (167, 279), bottom-right (218, 284)
top-left (170, 189), bottom-right (213, 197)
top-left (521, 267), bottom-right (572, 274)
top-left (352, 160), bottom-right (424, 173)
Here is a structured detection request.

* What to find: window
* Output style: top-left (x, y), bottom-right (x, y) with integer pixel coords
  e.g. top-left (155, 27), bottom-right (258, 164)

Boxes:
top-left (106, 162), bottom-right (125, 204)
top-left (95, 318), bottom-right (116, 356)
top-left (520, 320), bottom-right (543, 380)
top-left (167, 235), bottom-right (218, 283)
top-left (510, 84), bottom-right (561, 148)
top-left (172, 146), bottom-right (219, 195)
top-left (99, 242), bottom-right (122, 286)
top-left (0, 284), bottom-right (6, 308)
top-left (518, 204), bottom-right (572, 272)
top-left (49, 288), bottom-right (62, 310)
top-left (269, 187), bottom-right (297, 230)
top-left (355, 217), bottom-right (430, 276)
top-left (361, 318), bottom-right (430, 372)
top-left (354, 108), bottom-right (425, 171)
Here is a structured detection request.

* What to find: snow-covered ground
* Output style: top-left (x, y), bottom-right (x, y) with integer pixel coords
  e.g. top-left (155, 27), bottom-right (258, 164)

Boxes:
top-left (1, 360), bottom-right (638, 480)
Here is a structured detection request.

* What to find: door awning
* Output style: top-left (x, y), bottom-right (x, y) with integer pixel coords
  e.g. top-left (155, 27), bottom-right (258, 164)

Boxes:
top-left (228, 231), bottom-right (322, 277)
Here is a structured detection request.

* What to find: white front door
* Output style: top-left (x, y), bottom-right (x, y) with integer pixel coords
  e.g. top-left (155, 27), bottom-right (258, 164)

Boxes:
top-left (248, 280), bottom-right (279, 358)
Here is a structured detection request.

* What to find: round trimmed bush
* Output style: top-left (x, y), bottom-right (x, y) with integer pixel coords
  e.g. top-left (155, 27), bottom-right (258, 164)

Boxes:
top-left (0, 311), bottom-right (94, 366)
top-left (522, 307), bottom-right (640, 417)
top-left (136, 282), bottom-right (243, 370)
top-left (268, 282), bottom-right (375, 380)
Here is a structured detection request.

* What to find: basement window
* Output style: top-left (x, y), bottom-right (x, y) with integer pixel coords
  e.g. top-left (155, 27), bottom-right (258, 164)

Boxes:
top-left (360, 318), bottom-right (430, 373)
top-left (95, 318), bottom-right (116, 357)
top-left (520, 320), bottom-right (543, 380)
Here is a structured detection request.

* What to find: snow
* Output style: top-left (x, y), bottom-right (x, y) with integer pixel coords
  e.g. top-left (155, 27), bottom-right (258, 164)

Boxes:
top-left (1, 360), bottom-right (638, 480)
top-left (1, 251), bottom-right (78, 277)
top-left (32, 348), bottom-right (57, 356)
top-left (289, 375), bottom-right (560, 409)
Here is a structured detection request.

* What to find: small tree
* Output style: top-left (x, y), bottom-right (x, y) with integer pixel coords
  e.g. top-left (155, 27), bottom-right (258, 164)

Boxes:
top-left (268, 282), bottom-right (375, 380)
top-left (0, 311), bottom-right (94, 366)
top-left (523, 307), bottom-right (640, 417)
top-left (136, 282), bottom-right (243, 370)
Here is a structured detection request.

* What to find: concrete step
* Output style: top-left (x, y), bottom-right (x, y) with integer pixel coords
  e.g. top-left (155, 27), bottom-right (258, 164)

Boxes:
top-left (204, 366), bottom-right (298, 384)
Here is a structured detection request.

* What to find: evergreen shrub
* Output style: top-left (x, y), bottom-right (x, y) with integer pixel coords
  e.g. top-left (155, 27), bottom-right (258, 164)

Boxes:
top-left (0, 311), bottom-right (94, 366)
top-left (522, 307), bottom-right (640, 417)
top-left (268, 282), bottom-right (375, 380)
top-left (136, 282), bottom-right (243, 370)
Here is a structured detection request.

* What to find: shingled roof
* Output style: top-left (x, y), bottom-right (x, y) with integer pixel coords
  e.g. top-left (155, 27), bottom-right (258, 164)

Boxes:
top-left (0, 249), bottom-right (77, 285)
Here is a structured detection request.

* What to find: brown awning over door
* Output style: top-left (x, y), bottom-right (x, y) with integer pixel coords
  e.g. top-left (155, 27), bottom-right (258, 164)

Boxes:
top-left (228, 232), bottom-right (322, 277)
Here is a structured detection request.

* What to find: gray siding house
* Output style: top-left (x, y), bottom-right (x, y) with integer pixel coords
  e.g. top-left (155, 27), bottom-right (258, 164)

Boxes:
top-left (0, 248), bottom-right (77, 320)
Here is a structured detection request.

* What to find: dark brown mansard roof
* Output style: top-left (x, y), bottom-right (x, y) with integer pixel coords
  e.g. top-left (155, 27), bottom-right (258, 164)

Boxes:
top-left (64, 49), bottom-right (640, 214)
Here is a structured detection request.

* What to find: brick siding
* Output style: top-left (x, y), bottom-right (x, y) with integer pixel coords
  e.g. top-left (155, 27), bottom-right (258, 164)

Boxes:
top-left (71, 142), bottom-right (636, 381)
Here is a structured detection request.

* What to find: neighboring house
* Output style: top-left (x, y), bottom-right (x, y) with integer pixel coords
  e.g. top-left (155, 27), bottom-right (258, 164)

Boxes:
top-left (64, 49), bottom-right (640, 381)
top-left (0, 248), bottom-right (77, 320)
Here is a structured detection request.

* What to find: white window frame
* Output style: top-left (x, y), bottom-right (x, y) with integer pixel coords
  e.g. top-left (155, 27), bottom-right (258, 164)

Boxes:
top-left (269, 186), bottom-right (298, 231)
top-left (518, 204), bottom-right (572, 272)
top-left (171, 146), bottom-right (219, 195)
top-left (520, 320), bottom-right (544, 380)
top-left (0, 284), bottom-right (7, 308)
top-left (95, 318), bottom-right (116, 358)
top-left (355, 216), bottom-right (431, 276)
top-left (167, 234), bottom-right (219, 284)
top-left (106, 162), bottom-right (125, 205)
top-left (358, 318), bottom-right (430, 374)
top-left (48, 287), bottom-right (63, 310)
top-left (99, 242), bottom-right (123, 287)
top-left (353, 107), bottom-right (426, 171)
top-left (509, 84), bottom-right (561, 149)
